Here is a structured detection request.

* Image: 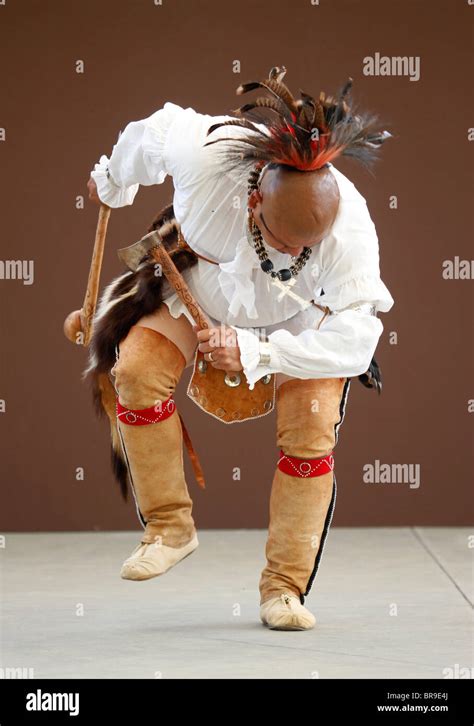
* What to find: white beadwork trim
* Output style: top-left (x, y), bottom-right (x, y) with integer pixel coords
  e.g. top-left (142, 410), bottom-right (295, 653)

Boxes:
top-left (117, 399), bottom-right (176, 425)
top-left (277, 453), bottom-right (334, 477)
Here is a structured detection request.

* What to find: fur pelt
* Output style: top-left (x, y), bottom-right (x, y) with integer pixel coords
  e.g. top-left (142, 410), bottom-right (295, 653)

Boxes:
top-left (83, 203), bottom-right (198, 500)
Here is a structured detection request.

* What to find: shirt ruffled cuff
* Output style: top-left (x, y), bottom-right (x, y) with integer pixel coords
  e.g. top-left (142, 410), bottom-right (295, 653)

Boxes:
top-left (232, 326), bottom-right (281, 391)
top-left (90, 154), bottom-right (140, 208)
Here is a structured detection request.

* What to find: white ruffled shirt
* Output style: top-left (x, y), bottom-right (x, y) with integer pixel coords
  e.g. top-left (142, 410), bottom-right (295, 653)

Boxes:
top-left (91, 101), bottom-right (394, 389)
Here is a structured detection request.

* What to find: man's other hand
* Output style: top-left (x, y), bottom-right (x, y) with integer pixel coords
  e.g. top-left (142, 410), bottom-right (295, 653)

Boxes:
top-left (87, 176), bottom-right (101, 205)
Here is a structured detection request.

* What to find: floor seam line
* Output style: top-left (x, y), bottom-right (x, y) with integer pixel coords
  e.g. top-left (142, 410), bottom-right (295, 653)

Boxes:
top-left (411, 527), bottom-right (473, 608)
top-left (201, 636), bottom-right (451, 669)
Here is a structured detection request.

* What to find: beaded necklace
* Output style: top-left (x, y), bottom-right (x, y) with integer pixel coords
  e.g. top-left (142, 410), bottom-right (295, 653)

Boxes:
top-left (246, 163), bottom-right (313, 282)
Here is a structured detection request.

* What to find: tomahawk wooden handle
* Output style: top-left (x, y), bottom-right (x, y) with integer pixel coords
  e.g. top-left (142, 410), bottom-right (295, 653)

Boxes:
top-left (81, 204), bottom-right (111, 345)
top-left (149, 244), bottom-right (210, 331)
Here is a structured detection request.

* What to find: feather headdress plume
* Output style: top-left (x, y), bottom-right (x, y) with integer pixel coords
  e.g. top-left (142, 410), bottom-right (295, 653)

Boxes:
top-left (204, 66), bottom-right (392, 173)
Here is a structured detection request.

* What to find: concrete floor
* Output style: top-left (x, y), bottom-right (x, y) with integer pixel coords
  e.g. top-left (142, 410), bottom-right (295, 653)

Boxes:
top-left (0, 528), bottom-right (472, 679)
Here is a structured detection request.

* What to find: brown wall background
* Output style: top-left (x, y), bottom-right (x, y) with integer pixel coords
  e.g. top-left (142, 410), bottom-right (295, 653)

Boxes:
top-left (0, 0), bottom-right (472, 533)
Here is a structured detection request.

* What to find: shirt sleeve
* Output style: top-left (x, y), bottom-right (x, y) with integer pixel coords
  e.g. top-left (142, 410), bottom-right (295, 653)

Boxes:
top-left (90, 101), bottom-right (184, 208)
top-left (234, 303), bottom-right (386, 390)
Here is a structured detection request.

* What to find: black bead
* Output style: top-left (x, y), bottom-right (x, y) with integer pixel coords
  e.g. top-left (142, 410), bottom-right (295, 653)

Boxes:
top-left (260, 259), bottom-right (274, 273)
top-left (277, 268), bottom-right (292, 281)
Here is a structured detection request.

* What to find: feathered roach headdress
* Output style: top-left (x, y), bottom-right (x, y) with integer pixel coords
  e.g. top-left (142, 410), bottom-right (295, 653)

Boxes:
top-left (204, 66), bottom-right (392, 174)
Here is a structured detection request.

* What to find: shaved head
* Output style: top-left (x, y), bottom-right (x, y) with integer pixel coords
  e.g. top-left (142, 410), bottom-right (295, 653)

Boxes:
top-left (248, 164), bottom-right (340, 256)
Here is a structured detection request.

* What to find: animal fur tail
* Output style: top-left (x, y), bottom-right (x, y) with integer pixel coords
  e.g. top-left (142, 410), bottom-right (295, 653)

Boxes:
top-left (82, 202), bottom-right (199, 501)
top-left (93, 372), bottom-right (130, 500)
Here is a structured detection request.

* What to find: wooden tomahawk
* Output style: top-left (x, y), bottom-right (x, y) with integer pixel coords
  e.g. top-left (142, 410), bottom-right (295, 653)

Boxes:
top-left (117, 229), bottom-right (211, 331)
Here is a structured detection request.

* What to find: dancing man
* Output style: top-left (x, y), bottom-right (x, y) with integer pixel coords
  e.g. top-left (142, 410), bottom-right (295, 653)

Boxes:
top-left (86, 67), bottom-right (394, 630)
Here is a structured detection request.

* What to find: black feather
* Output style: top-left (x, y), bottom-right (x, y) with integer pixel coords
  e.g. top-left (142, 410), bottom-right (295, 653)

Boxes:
top-left (358, 356), bottom-right (383, 394)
